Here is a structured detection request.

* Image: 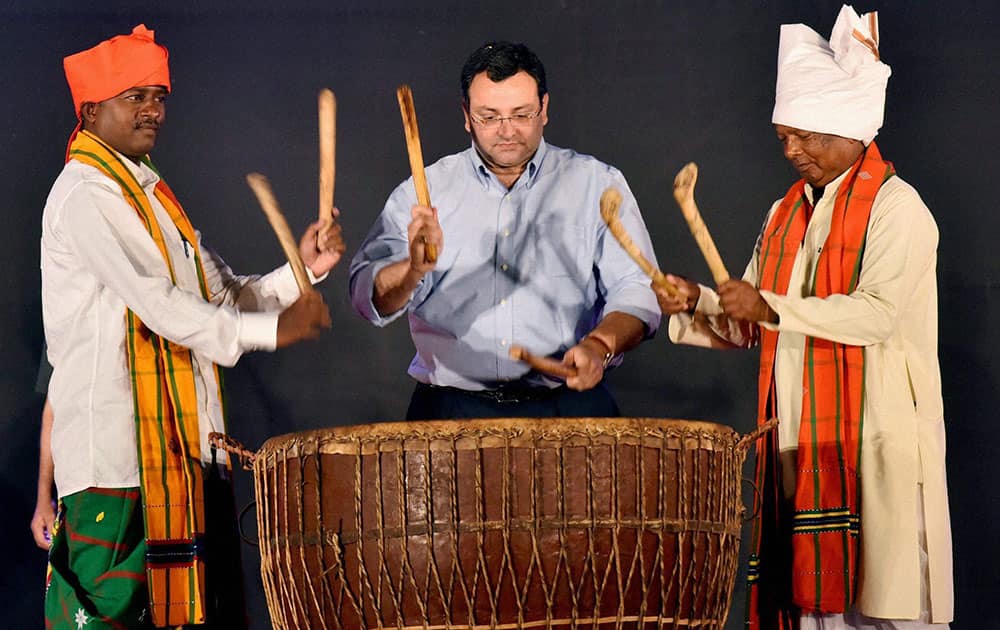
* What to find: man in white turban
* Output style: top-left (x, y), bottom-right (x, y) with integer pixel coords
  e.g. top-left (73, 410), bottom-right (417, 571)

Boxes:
top-left (655, 6), bottom-right (953, 629)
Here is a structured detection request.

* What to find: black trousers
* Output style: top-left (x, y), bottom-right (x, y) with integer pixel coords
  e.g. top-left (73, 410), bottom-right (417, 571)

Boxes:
top-left (195, 461), bottom-right (249, 629)
top-left (406, 381), bottom-right (621, 420)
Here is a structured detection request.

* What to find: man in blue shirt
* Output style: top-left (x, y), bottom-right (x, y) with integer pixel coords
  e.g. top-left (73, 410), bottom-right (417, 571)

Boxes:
top-left (350, 41), bottom-right (660, 419)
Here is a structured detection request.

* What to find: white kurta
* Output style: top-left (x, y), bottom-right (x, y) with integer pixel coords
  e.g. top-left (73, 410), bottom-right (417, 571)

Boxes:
top-left (669, 168), bottom-right (953, 623)
top-left (41, 154), bottom-right (311, 499)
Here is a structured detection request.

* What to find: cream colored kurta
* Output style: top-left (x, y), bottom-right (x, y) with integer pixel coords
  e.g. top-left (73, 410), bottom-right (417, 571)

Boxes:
top-left (669, 168), bottom-right (953, 623)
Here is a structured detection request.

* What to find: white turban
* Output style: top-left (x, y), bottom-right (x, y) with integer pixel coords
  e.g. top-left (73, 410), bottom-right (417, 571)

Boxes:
top-left (772, 5), bottom-right (891, 144)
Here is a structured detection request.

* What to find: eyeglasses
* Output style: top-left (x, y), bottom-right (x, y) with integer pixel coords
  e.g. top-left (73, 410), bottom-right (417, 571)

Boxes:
top-left (468, 109), bottom-right (542, 128)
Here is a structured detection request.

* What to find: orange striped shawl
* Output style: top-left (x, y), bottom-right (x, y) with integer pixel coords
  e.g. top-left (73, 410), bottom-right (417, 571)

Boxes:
top-left (747, 142), bottom-right (895, 626)
top-left (68, 129), bottom-right (224, 627)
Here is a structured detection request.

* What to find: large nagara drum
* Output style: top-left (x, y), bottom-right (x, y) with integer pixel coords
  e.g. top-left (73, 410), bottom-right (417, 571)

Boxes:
top-left (246, 418), bottom-right (767, 629)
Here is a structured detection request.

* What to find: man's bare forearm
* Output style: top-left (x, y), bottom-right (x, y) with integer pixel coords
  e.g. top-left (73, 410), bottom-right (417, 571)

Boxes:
top-left (584, 311), bottom-right (647, 356)
top-left (37, 399), bottom-right (54, 500)
top-left (373, 259), bottom-right (425, 316)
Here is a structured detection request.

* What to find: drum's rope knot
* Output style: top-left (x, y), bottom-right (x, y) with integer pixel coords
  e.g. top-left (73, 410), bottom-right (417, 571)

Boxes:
top-left (208, 432), bottom-right (256, 470)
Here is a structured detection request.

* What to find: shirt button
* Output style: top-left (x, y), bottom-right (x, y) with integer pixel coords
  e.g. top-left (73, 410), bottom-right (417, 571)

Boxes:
top-left (500, 263), bottom-right (509, 271)
top-left (500, 298), bottom-right (507, 306)
top-left (500, 339), bottom-right (508, 346)
top-left (503, 229), bottom-right (511, 237)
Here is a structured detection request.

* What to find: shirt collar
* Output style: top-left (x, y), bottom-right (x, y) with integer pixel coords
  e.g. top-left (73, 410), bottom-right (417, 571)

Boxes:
top-left (469, 137), bottom-right (549, 190)
top-left (804, 165), bottom-right (851, 206)
top-left (115, 150), bottom-right (161, 189)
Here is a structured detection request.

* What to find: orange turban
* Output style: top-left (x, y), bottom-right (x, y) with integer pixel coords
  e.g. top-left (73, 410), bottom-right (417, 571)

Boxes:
top-left (63, 24), bottom-right (170, 119)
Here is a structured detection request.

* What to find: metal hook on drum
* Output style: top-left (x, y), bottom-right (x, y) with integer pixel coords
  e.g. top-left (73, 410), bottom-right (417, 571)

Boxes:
top-left (208, 432), bottom-right (260, 545)
top-left (741, 477), bottom-right (763, 523)
top-left (735, 418), bottom-right (778, 523)
top-left (238, 500), bottom-right (259, 547)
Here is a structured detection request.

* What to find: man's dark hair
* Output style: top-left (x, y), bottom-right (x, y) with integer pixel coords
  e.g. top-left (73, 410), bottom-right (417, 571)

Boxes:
top-left (460, 41), bottom-right (547, 104)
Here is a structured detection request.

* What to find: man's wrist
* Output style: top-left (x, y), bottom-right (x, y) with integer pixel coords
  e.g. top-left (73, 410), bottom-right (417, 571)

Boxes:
top-left (757, 294), bottom-right (779, 324)
top-left (582, 335), bottom-right (614, 369)
top-left (404, 263), bottom-right (426, 288)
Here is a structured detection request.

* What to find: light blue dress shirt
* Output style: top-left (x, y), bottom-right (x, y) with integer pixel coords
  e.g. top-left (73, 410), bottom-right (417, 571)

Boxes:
top-left (349, 139), bottom-right (661, 390)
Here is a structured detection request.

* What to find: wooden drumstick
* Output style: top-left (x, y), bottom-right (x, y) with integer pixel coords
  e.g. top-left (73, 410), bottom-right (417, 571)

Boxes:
top-left (396, 84), bottom-right (438, 263)
top-left (599, 188), bottom-right (681, 297)
top-left (672, 162), bottom-right (731, 285)
top-left (246, 173), bottom-right (312, 293)
top-left (318, 88), bottom-right (336, 229)
top-left (509, 345), bottom-right (579, 380)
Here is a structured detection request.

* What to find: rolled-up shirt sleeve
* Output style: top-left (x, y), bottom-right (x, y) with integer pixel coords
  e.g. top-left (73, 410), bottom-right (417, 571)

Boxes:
top-left (348, 181), bottom-right (422, 327)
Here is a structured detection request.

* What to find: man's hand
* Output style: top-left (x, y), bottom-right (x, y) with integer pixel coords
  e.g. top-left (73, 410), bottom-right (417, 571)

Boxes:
top-left (654, 274), bottom-right (701, 315)
top-left (408, 204), bottom-right (443, 274)
top-left (276, 290), bottom-right (332, 348)
top-left (300, 211), bottom-right (346, 277)
top-left (562, 337), bottom-right (610, 392)
top-left (370, 205), bottom-right (443, 316)
top-left (718, 279), bottom-right (777, 323)
top-left (30, 496), bottom-right (56, 550)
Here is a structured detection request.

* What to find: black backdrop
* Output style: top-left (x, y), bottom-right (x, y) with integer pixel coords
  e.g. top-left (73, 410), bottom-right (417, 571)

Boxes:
top-left (2, 1), bottom-right (996, 628)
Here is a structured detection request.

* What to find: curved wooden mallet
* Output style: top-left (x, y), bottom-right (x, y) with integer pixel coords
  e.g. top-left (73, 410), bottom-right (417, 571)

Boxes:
top-left (509, 345), bottom-right (578, 380)
top-left (599, 187), bottom-right (681, 297)
top-left (396, 84), bottom-right (438, 264)
top-left (672, 163), bottom-right (730, 285)
top-left (318, 88), bottom-right (336, 229)
top-left (246, 173), bottom-right (312, 293)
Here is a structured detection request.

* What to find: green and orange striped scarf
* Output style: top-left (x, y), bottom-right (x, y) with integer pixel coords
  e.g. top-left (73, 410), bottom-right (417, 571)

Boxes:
top-left (68, 129), bottom-right (224, 627)
top-left (746, 142), bottom-right (895, 628)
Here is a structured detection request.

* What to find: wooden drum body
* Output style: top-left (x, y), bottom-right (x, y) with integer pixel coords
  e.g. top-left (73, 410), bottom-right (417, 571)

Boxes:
top-left (253, 418), bottom-right (754, 629)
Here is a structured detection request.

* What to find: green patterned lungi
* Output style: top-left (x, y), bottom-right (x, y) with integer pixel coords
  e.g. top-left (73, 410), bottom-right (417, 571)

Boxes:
top-left (44, 487), bottom-right (150, 629)
top-left (44, 469), bottom-right (248, 629)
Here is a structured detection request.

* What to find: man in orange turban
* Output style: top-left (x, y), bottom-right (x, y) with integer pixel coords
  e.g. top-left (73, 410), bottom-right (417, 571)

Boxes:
top-left (63, 24), bottom-right (171, 136)
top-left (41, 25), bottom-right (344, 628)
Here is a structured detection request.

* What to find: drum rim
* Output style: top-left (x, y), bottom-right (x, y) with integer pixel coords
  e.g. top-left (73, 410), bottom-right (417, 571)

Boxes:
top-left (256, 417), bottom-right (740, 457)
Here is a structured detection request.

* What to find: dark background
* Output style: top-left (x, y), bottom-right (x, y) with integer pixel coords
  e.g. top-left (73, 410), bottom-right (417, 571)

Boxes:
top-left (2, 1), bottom-right (995, 628)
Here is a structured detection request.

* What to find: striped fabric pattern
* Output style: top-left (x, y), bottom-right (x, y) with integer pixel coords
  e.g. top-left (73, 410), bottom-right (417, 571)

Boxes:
top-left (747, 553), bottom-right (761, 583)
top-left (747, 143), bottom-right (895, 627)
top-left (68, 130), bottom-right (225, 627)
top-left (791, 508), bottom-right (861, 535)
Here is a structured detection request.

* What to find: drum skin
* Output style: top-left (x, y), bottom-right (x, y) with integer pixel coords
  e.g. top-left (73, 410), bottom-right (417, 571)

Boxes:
top-left (253, 418), bottom-right (751, 629)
